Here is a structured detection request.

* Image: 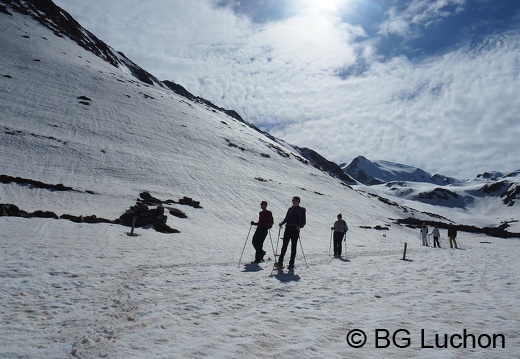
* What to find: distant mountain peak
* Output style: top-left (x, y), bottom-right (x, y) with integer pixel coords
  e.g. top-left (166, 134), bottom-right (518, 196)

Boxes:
top-left (476, 171), bottom-right (505, 181)
top-left (342, 155), bottom-right (458, 186)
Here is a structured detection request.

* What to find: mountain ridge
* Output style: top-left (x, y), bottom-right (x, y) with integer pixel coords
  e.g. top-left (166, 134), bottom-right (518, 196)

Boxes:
top-left (3, 0), bottom-right (356, 184)
top-left (6, 0), bottom-right (516, 190)
top-left (341, 155), bottom-right (459, 185)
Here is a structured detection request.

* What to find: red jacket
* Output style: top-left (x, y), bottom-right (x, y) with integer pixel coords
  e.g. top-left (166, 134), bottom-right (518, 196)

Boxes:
top-left (256, 210), bottom-right (274, 228)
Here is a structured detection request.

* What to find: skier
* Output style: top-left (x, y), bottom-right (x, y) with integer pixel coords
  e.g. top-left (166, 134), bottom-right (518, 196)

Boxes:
top-left (331, 213), bottom-right (348, 257)
top-left (420, 223), bottom-right (429, 246)
top-left (250, 201), bottom-right (274, 263)
top-left (275, 196), bottom-right (306, 269)
top-left (448, 224), bottom-right (458, 249)
top-left (432, 225), bottom-right (441, 248)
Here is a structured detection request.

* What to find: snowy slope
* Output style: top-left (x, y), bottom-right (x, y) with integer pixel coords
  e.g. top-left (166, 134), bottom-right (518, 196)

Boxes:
top-left (1, 2), bottom-right (520, 358)
top-left (0, 8), bottom-right (409, 238)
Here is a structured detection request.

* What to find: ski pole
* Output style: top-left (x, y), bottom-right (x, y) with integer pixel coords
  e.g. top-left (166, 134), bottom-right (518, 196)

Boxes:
top-left (329, 228), bottom-right (333, 256)
top-left (237, 224), bottom-right (253, 267)
top-left (343, 232), bottom-right (347, 259)
top-left (275, 226), bottom-right (281, 257)
top-left (298, 233), bottom-right (308, 268)
top-left (268, 229), bottom-right (276, 261)
top-left (270, 226), bottom-right (283, 277)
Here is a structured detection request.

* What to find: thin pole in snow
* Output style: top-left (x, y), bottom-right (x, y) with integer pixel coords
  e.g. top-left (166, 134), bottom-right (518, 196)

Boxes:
top-left (238, 224), bottom-right (253, 267)
top-left (127, 216), bottom-right (138, 236)
top-left (299, 234), bottom-right (308, 268)
top-left (329, 228), bottom-right (333, 256)
top-left (268, 229), bottom-right (276, 261)
top-left (344, 232), bottom-right (347, 260)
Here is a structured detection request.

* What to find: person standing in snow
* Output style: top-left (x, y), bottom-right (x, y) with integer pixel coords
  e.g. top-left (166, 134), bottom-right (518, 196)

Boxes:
top-left (420, 223), bottom-right (429, 246)
top-left (251, 201), bottom-right (274, 263)
top-left (432, 225), bottom-right (441, 248)
top-left (331, 213), bottom-right (348, 257)
top-left (448, 224), bottom-right (458, 249)
top-left (275, 196), bottom-right (306, 269)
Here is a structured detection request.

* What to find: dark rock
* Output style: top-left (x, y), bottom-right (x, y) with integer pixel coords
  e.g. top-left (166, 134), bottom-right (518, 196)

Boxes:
top-left (119, 203), bottom-right (179, 233)
top-left (32, 210), bottom-right (58, 219)
top-left (178, 196), bottom-right (202, 208)
top-left (169, 207), bottom-right (187, 218)
top-left (1, 203), bottom-right (29, 217)
top-left (139, 191), bottom-right (162, 205)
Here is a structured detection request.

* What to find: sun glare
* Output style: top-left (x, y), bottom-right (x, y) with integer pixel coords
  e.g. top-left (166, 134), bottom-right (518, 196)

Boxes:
top-left (302, 0), bottom-right (349, 13)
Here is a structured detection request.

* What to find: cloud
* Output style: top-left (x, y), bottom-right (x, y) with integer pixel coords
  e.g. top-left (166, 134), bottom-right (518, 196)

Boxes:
top-left (378, 0), bottom-right (466, 38)
top-left (54, 0), bottom-right (520, 178)
top-left (269, 30), bottom-right (520, 178)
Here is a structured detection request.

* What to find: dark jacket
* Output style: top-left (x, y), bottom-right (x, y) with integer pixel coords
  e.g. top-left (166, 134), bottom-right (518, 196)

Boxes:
top-left (281, 206), bottom-right (306, 228)
top-left (448, 226), bottom-right (457, 237)
top-left (333, 219), bottom-right (348, 233)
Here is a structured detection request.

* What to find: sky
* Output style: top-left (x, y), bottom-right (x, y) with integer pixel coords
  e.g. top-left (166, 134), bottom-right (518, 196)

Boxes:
top-left (52, 0), bottom-right (520, 179)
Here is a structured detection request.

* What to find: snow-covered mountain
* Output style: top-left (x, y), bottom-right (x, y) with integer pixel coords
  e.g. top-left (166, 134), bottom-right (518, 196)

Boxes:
top-left (380, 170), bottom-right (520, 209)
top-left (341, 156), bottom-right (459, 186)
top-left (1, 0), bottom-right (447, 249)
top-left (341, 156), bottom-right (520, 229)
top-left (2, 1), bottom-right (520, 358)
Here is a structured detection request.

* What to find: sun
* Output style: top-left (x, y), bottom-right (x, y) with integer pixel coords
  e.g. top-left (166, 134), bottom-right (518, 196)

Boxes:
top-left (302, 0), bottom-right (350, 13)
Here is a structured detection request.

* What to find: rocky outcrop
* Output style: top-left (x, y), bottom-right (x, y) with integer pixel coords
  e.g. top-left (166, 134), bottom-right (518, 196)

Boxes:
top-left (0, 191), bottom-right (202, 234)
